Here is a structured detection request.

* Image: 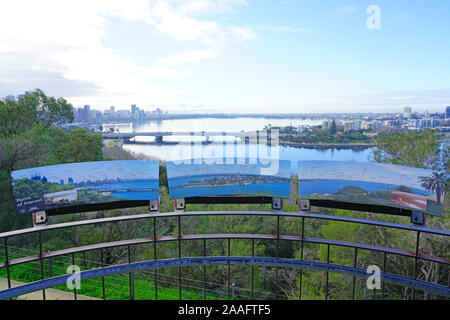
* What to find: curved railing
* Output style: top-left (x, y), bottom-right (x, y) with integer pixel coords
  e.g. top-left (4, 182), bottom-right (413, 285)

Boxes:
top-left (1, 211), bottom-right (449, 300)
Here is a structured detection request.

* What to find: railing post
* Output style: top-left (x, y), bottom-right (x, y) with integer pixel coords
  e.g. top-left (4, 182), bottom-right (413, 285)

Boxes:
top-left (203, 238), bottom-right (207, 300)
top-left (38, 231), bottom-right (46, 300)
top-left (325, 243), bottom-right (330, 300)
top-left (251, 238), bottom-right (255, 300)
top-left (412, 231), bottom-right (421, 300)
top-left (3, 238), bottom-right (11, 290)
top-left (48, 255), bottom-right (52, 278)
top-left (381, 252), bottom-right (387, 300)
top-left (128, 245), bottom-right (134, 300)
top-left (154, 216), bottom-right (158, 300)
top-left (72, 253), bottom-right (77, 300)
top-left (299, 216), bottom-right (305, 300)
top-left (275, 214), bottom-right (279, 300)
top-left (352, 247), bottom-right (358, 300)
top-left (100, 248), bottom-right (106, 300)
top-left (228, 238), bottom-right (231, 300)
top-left (178, 215), bottom-right (182, 300)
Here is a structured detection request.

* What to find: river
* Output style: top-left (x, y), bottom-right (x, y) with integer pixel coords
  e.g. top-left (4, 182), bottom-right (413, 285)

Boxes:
top-left (101, 117), bottom-right (373, 167)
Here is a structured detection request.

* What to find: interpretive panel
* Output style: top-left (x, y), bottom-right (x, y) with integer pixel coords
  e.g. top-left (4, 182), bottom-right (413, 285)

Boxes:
top-left (298, 161), bottom-right (443, 216)
top-left (11, 160), bottom-right (159, 215)
top-left (166, 159), bottom-right (291, 199)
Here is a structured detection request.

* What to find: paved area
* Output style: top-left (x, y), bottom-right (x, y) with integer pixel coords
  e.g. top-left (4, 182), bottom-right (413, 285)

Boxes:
top-left (0, 278), bottom-right (99, 300)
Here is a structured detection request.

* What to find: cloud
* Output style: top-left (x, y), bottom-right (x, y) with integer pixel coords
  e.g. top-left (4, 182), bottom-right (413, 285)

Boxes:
top-left (148, 0), bottom-right (255, 46)
top-left (0, 0), bottom-right (254, 106)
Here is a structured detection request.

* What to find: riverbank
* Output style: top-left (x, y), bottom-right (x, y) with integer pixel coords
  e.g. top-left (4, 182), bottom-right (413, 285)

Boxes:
top-left (104, 138), bottom-right (374, 149)
top-left (279, 141), bottom-right (375, 149)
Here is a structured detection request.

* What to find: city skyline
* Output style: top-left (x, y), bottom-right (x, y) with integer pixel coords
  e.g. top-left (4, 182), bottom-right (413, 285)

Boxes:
top-left (1, 1), bottom-right (450, 113)
top-left (11, 160), bottom-right (160, 185)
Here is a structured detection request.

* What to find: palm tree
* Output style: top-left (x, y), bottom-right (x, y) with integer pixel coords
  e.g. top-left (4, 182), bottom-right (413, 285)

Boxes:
top-left (418, 171), bottom-right (447, 204)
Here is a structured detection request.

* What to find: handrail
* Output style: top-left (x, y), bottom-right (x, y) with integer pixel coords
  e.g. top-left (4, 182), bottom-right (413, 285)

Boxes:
top-left (1, 210), bottom-right (449, 240)
top-left (1, 233), bottom-right (448, 269)
top-left (0, 257), bottom-right (449, 300)
top-left (1, 210), bottom-right (449, 300)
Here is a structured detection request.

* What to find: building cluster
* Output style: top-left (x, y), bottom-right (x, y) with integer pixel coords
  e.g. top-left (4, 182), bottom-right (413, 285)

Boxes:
top-left (73, 104), bottom-right (168, 123)
top-left (322, 119), bottom-right (383, 133)
top-left (322, 106), bottom-right (450, 133)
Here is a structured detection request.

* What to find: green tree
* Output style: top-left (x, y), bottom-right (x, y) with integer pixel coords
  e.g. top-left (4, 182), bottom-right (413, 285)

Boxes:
top-left (0, 90), bottom-right (104, 233)
top-left (17, 88), bottom-right (74, 128)
top-left (53, 128), bottom-right (104, 163)
top-left (0, 89), bottom-right (74, 139)
top-left (330, 118), bottom-right (337, 135)
top-left (369, 129), bottom-right (442, 169)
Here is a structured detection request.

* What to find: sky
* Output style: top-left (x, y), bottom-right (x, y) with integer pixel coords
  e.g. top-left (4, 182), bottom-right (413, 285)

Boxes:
top-left (1, 0), bottom-right (449, 113)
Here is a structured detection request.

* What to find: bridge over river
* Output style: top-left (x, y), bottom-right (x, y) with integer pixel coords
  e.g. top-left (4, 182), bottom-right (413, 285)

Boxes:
top-left (102, 131), bottom-right (277, 144)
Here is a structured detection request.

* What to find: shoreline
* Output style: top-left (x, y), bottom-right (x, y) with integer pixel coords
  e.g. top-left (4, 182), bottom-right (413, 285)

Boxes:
top-left (279, 141), bottom-right (374, 149)
top-left (106, 139), bottom-right (374, 149)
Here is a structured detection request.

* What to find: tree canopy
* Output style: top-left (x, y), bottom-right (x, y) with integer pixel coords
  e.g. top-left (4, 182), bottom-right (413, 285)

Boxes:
top-left (369, 128), bottom-right (443, 169)
top-left (0, 89), bottom-right (104, 231)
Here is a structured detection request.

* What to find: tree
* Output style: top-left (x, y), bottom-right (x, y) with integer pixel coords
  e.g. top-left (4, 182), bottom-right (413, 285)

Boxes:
top-left (54, 128), bottom-right (104, 163)
top-left (1, 89), bottom-right (74, 138)
top-left (369, 129), bottom-right (442, 169)
top-left (0, 90), bottom-right (103, 233)
top-left (17, 88), bottom-right (74, 128)
top-left (419, 171), bottom-right (447, 204)
top-left (330, 118), bottom-right (337, 135)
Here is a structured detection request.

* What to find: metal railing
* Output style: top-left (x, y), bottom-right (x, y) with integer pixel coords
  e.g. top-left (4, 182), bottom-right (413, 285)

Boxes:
top-left (0, 210), bottom-right (449, 300)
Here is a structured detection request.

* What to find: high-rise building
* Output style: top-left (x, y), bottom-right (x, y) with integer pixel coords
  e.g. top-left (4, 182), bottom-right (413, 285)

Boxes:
top-left (76, 108), bottom-right (83, 122)
top-left (344, 121), bottom-right (355, 133)
top-left (403, 107), bottom-right (412, 118)
top-left (83, 105), bottom-right (91, 122)
top-left (446, 106), bottom-right (450, 119)
top-left (156, 107), bottom-right (163, 118)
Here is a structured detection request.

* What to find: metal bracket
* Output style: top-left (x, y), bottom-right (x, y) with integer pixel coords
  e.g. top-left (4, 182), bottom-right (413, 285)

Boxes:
top-left (33, 211), bottom-right (48, 226)
top-left (174, 198), bottom-right (185, 211)
top-left (149, 200), bottom-right (159, 212)
top-left (411, 211), bottom-right (425, 226)
top-left (272, 197), bottom-right (282, 210)
top-left (300, 199), bottom-right (310, 211)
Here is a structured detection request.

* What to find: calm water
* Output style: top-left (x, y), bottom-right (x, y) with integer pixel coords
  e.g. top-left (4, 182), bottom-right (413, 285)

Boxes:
top-left (102, 117), bottom-right (324, 133)
top-left (102, 118), bottom-right (373, 170)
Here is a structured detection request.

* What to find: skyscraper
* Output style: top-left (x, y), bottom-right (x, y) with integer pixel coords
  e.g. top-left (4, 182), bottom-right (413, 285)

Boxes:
top-left (83, 105), bottom-right (91, 122)
top-left (446, 106), bottom-right (450, 118)
top-left (76, 108), bottom-right (83, 122)
top-left (403, 107), bottom-right (412, 118)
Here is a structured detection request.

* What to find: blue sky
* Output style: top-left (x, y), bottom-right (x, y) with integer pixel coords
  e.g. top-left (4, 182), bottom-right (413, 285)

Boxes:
top-left (1, 0), bottom-right (449, 113)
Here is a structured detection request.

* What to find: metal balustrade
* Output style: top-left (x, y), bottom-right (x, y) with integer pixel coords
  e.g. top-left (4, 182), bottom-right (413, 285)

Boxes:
top-left (0, 210), bottom-right (449, 300)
